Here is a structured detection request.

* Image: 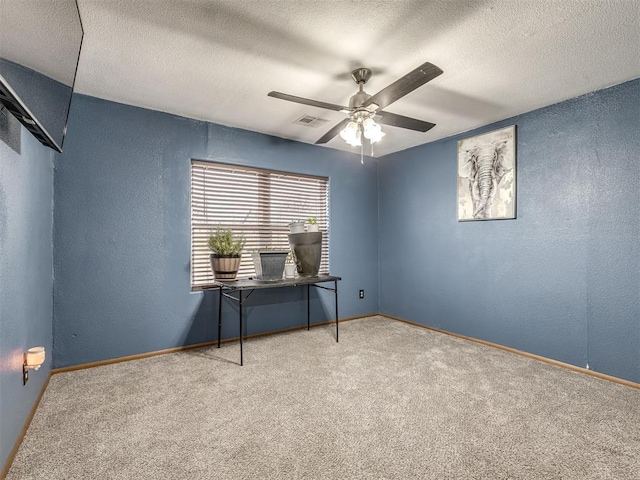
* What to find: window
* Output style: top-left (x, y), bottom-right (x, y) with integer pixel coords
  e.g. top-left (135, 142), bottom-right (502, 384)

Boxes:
top-left (190, 160), bottom-right (329, 289)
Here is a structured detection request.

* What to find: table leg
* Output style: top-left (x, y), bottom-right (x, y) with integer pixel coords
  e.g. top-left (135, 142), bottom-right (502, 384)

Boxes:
top-left (307, 284), bottom-right (310, 330)
top-left (335, 280), bottom-right (339, 342)
top-left (217, 286), bottom-right (222, 348)
top-left (239, 290), bottom-right (243, 366)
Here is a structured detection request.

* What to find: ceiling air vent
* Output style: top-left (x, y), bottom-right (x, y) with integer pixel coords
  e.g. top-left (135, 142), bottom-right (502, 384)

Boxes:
top-left (293, 115), bottom-right (329, 128)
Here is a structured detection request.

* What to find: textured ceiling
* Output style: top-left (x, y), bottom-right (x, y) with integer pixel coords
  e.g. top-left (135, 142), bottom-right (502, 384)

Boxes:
top-left (2, 0), bottom-right (82, 85)
top-left (68, 1), bottom-right (640, 156)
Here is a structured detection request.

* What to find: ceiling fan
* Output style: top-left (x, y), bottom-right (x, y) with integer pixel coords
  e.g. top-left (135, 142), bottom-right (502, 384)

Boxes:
top-left (268, 61), bottom-right (443, 147)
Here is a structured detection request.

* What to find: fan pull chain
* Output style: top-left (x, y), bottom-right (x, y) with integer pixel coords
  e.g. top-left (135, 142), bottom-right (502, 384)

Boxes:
top-left (360, 144), bottom-right (364, 164)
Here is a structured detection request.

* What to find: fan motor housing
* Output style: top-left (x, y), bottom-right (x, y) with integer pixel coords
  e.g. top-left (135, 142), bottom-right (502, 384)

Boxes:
top-left (348, 91), bottom-right (372, 108)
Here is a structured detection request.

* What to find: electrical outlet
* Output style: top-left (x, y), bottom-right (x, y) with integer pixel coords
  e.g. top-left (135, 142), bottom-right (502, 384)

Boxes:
top-left (359, 290), bottom-right (364, 299)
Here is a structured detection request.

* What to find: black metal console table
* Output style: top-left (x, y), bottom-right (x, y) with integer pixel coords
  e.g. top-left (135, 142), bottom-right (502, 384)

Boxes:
top-left (212, 275), bottom-right (341, 365)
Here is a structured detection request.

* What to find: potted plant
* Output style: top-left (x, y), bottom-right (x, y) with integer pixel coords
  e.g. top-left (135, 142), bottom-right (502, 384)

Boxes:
top-left (284, 251), bottom-right (296, 278)
top-left (208, 227), bottom-right (245, 281)
top-left (306, 217), bottom-right (319, 232)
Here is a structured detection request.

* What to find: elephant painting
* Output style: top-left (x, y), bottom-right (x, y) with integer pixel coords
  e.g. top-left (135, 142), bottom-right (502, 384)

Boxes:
top-left (457, 126), bottom-right (516, 220)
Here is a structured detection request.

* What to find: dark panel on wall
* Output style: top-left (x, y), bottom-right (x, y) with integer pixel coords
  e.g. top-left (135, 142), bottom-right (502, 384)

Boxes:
top-left (0, 59), bottom-right (73, 152)
top-left (0, 106), bottom-right (21, 153)
top-left (53, 95), bottom-right (379, 368)
top-left (378, 79), bottom-right (640, 383)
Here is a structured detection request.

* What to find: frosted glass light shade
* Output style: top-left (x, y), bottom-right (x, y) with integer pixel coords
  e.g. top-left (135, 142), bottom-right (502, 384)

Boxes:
top-left (362, 117), bottom-right (376, 130)
top-left (363, 118), bottom-right (384, 143)
top-left (26, 346), bottom-right (46, 369)
top-left (340, 120), bottom-right (363, 147)
top-left (348, 129), bottom-right (362, 147)
top-left (340, 121), bottom-right (358, 142)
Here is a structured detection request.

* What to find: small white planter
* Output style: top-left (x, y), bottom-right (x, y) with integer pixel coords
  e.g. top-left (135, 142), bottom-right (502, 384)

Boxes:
top-left (284, 264), bottom-right (296, 278)
top-left (306, 224), bottom-right (319, 232)
top-left (289, 221), bottom-right (305, 234)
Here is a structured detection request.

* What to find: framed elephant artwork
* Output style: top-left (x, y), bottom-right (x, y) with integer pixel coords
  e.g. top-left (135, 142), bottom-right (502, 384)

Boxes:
top-left (457, 125), bottom-right (516, 221)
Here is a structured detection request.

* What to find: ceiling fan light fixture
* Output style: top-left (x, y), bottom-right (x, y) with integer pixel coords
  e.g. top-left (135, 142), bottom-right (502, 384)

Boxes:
top-left (347, 129), bottom-right (362, 147)
top-left (362, 117), bottom-right (375, 129)
top-left (269, 62), bottom-right (442, 147)
top-left (340, 121), bottom-right (358, 142)
top-left (341, 114), bottom-right (383, 147)
top-left (367, 127), bottom-right (385, 144)
top-left (362, 117), bottom-right (384, 143)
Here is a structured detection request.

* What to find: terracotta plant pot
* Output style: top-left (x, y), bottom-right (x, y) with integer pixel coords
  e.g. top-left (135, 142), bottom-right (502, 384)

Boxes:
top-left (210, 254), bottom-right (241, 281)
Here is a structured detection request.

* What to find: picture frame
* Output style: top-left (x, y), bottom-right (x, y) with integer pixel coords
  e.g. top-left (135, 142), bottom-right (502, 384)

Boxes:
top-left (457, 125), bottom-right (516, 221)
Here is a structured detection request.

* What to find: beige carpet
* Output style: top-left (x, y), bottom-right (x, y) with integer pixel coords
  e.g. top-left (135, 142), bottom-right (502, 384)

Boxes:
top-left (7, 316), bottom-right (640, 479)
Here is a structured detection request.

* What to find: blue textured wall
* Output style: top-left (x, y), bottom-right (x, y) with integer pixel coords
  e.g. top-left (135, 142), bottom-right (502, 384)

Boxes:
top-left (53, 95), bottom-right (379, 368)
top-left (378, 79), bottom-right (640, 383)
top-left (0, 115), bottom-right (54, 470)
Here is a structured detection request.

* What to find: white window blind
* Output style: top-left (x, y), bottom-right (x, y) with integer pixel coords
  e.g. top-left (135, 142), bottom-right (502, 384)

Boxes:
top-left (190, 160), bottom-right (329, 289)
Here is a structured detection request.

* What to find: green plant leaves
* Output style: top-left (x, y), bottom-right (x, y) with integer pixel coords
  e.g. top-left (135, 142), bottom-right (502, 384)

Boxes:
top-left (207, 227), bottom-right (246, 255)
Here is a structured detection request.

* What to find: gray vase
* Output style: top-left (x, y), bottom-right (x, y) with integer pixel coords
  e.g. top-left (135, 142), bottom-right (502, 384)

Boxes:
top-left (288, 232), bottom-right (322, 277)
top-left (251, 250), bottom-right (288, 281)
